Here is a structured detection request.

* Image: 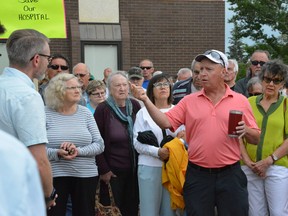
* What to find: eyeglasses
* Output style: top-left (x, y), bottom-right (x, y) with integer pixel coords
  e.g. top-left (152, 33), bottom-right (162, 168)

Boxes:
top-left (251, 60), bottom-right (266, 66)
top-left (30, 53), bottom-right (52, 62)
top-left (204, 50), bottom-right (225, 67)
top-left (153, 82), bottom-right (170, 89)
top-left (140, 66), bottom-right (152, 70)
top-left (249, 92), bottom-right (262, 97)
top-left (263, 76), bottom-right (284, 85)
top-left (74, 73), bottom-right (88, 78)
top-left (91, 92), bottom-right (106, 97)
top-left (65, 86), bottom-right (82, 90)
top-left (49, 64), bottom-right (69, 71)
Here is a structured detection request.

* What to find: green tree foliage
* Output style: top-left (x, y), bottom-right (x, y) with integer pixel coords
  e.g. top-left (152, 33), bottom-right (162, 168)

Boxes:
top-left (227, 22), bottom-right (246, 63)
top-left (227, 0), bottom-right (288, 63)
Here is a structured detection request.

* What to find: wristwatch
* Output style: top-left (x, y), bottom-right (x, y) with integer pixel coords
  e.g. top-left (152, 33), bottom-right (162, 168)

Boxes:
top-left (270, 154), bottom-right (278, 164)
top-left (45, 188), bottom-right (57, 203)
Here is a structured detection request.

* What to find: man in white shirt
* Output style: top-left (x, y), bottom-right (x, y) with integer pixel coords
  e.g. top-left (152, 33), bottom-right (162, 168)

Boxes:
top-left (0, 29), bottom-right (55, 209)
top-left (0, 130), bottom-right (46, 216)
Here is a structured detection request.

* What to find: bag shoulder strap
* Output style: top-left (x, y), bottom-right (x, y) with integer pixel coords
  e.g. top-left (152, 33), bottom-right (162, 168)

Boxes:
top-left (162, 129), bottom-right (167, 137)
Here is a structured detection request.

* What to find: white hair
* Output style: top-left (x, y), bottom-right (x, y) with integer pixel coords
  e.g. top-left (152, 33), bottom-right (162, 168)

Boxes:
top-left (228, 59), bottom-right (239, 74)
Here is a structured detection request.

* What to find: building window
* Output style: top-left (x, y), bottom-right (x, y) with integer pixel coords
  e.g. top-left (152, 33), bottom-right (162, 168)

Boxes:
top-left (82, 42), bottom-right (121, 80)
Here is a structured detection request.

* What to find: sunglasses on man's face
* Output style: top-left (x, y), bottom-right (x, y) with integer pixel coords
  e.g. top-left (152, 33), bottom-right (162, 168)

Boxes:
top-left (251, 60), bottom-right (266, 66)
top-left (140, 66), bottom-right (152, 70)
top-left (49, 64), bottom-right (69, 71)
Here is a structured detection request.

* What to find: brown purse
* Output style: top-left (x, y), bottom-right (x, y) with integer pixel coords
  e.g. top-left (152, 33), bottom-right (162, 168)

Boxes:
top-left (95, 183), bottom-right (122, 216)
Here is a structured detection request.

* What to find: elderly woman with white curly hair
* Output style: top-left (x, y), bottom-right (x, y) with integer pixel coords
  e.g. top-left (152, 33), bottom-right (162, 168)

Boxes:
top-left (44, 73), bottom-right (104, 216)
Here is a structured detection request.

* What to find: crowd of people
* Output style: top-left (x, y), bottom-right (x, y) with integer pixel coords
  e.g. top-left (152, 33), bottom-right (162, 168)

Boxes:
top-left (0, 28), bottom-right (288, 216)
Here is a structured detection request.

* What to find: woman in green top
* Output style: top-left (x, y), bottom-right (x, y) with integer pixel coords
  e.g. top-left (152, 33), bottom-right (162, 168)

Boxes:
top-left (241, 59), bottom-right (288, 216)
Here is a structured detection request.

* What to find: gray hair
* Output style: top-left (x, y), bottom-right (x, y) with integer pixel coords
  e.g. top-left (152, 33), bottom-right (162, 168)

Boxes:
top-left (6, 29), bottom-right (49, 68)
top-left (72, 63), bottom-right (90, 74)
top-left (247, 76), bottom-right (262, 92)
top-left (250, 50), bottom-right (271, 61)
top-left (107, 71), bottom-right (128, 91)
top-left (191, 59), bottom-right (197, 72)
top-left (153, 71), bottom-right (163, 76)
top-left (228, 59), bottom-right (239, 74)
top-left (139, 59), bottom-right (154, 67)
top-left (44, 73), bottom-right (80, 111)
top-left (177, 68), bottom-right (192, 76)
top-left (258, 59), bottom-right (288, 83)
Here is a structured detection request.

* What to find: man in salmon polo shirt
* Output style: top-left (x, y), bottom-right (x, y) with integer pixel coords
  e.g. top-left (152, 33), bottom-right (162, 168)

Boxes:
top-left (130, 49), bottom-right (260, 216)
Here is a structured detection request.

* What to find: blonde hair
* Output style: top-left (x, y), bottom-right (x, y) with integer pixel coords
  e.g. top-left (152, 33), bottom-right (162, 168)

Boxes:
top-left (44, 73), bottom-right (80, 110)
top-left (86, 80), bottom-right (106, 95)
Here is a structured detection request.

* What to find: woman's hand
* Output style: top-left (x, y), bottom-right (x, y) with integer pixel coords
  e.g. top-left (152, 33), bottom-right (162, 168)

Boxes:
top-left (158, 147), bottom-right (170, 161)
top-left (57, 142), bottom-right (78, 160)
top-left (242, 157), bottom-right (256, 170)
top-left (100, 171), bottom-right (117, 184)
top-left (251, 156), bottom-right (273, 178)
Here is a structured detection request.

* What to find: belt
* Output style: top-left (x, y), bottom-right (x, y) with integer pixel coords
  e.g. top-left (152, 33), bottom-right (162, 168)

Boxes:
top-left (189, 161), bottom-right (240, 173)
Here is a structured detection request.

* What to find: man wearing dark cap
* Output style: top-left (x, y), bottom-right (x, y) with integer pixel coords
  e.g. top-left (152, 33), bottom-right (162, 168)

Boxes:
top-left (130, 49), bottom-right (260, 216)
top-left (128, 66), bottom-right (145, 107)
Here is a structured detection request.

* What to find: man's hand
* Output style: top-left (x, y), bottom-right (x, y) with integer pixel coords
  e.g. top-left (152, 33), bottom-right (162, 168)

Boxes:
top-left (47, 194), bottom-right (58, 210)
top-left (236, 120), bottom-right (246, 138)
top-left (129, 82), bottom-right (148, 101)
top-left (236, 121), bottom-right (246, 139)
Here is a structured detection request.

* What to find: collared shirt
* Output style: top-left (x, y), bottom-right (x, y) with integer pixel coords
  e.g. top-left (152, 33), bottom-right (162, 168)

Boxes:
top-left (166, 84), bottom-right (259, 168)
top-left (245, 95), bottom-right (288, 167)
top-left (0, 130), bottom-right (46, 216)
top-left (0, 67), bottom-right (48, 147)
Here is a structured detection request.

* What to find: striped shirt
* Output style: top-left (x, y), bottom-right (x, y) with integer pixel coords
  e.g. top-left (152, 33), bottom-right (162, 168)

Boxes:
top-left (45, 105), bottom-right (104, 178)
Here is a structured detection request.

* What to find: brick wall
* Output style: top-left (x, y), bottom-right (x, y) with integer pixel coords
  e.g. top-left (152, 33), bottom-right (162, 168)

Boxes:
top-left (120, 0), bottom-right (225, 75)
top-left (49, 0), bottom-right (79, 67)
top-left (49, 0), bottom-right (225, 76)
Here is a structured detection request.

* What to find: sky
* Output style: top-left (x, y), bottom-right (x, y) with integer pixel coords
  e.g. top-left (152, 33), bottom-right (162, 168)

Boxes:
top-left (225, 2), bottom-right (253, 53)
top-left (225, 1), bottom-right (234, 52)
top-left (225, 1), bottom-right (280, 53)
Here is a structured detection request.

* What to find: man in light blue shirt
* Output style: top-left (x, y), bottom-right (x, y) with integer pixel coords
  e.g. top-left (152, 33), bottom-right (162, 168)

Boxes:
top-left (0, 29), bottom-right (56, 209)
top-left (0, 130), bottom-right (46, 216)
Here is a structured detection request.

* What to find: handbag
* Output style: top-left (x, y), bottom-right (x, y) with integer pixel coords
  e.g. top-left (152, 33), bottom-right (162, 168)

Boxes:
top-left (95, 183), bottom-right (122, 216)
